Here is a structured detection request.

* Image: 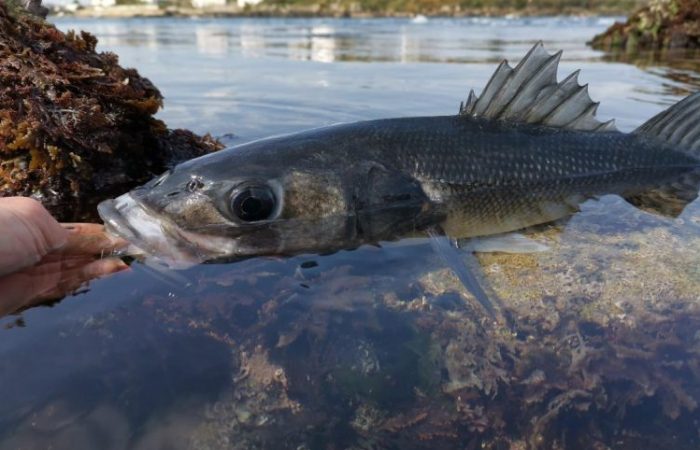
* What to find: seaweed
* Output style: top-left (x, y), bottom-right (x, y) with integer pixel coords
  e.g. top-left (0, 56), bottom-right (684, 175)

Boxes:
top-left (0, 0), bottom-right (223, 221)
top-left (128, 201), bottom-right (700, 450)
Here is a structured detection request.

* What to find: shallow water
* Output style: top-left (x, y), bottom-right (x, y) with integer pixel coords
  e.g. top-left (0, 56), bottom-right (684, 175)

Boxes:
top-left (2, 16), bottom-right (700, 449)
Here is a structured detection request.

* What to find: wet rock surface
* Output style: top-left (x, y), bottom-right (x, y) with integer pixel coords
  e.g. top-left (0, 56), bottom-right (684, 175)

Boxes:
top-left (0, 1), bottom-right (222, 221)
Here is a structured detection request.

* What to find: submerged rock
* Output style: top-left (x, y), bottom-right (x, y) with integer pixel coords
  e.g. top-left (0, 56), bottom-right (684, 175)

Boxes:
top-left (0, 0), bottom-right (223, 221)
top-left (590, 0), bottom-right (700, 50)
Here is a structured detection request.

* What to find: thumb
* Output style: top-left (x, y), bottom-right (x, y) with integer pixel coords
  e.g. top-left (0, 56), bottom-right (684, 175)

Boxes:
top-left (0, 197), bottom-right (68, 275)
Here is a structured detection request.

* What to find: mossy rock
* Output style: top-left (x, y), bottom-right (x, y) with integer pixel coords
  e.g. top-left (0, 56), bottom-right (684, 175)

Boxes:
top-left (590, 0), bottom-right (700, 51)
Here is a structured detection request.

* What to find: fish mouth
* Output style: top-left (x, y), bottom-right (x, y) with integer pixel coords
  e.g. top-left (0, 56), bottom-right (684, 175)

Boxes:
top-left (97, 193), bottom-right (240, 269)
top-left (98, 194), bottom-right (211, 268)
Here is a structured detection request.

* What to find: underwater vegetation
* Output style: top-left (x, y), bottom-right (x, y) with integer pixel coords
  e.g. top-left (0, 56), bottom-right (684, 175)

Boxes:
top-left (143, 202), bottom-right (700, 449)
top-left (0, 0), bottom-right (222, 221)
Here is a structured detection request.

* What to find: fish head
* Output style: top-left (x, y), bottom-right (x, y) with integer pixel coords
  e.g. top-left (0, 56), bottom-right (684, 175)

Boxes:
top-left (98, 138), bottom-right (433, 266)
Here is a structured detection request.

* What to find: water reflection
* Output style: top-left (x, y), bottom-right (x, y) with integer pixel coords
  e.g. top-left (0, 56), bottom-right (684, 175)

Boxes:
top-left (286, 25), bottom-right (334, 62)
top-left (238, 24), bottom-right (265, 58)
top-left (600, 48), bottom-right (700, 97)
top-left (56, 16), bottom-right (619, 64)
top-left (196, 27), bottom-right (230, 55)
top-left (50, 16), bottom-right (700, 142)
top-left (55, 16), bottom-right (700, 77)
top-left (50, 18), bottom-right (699, 142)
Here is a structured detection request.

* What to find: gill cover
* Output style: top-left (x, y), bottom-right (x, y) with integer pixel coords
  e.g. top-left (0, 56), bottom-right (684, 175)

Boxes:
top-left (351, 163), bottom-right (435, 241)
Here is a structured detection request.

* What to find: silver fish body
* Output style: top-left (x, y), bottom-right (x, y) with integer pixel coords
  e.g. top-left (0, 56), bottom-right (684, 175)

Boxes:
top-left (98, 43), bottom-right (700, 265)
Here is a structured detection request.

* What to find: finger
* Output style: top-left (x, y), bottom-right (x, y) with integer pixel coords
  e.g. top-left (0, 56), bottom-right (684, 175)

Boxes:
top-left (60, 223), bottom-right (129, 255)
top-left (80, 258), bottom-right (130, 279)
top-left (38, 253), bottom-right (97, 269)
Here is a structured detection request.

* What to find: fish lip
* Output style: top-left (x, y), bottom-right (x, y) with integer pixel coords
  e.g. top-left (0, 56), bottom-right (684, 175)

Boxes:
top-left (98, 197), bottom-right (144, 245)
top-left (97, 193), bottom-right (180, 260)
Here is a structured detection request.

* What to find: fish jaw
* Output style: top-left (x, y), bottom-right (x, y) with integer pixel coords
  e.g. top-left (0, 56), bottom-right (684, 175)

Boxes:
top-left (98, 193), bottom-right (236, 268)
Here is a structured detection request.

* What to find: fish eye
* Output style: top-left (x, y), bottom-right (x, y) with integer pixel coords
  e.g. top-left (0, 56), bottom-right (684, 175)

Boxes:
top-left (230, 184), bottom-right (276, 222)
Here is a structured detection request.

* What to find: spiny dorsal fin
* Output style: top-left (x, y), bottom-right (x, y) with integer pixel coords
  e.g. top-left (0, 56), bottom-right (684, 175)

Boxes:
top-left (459, 42), bottom-right (617, 132)
top-left (633, 91), bottom-right (700, 156)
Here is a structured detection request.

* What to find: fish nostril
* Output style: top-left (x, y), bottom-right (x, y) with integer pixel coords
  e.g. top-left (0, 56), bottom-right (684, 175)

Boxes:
top-left (152, 170), bottom-right (171, 187)
top-left (166, 191), bottom-right (180, 197)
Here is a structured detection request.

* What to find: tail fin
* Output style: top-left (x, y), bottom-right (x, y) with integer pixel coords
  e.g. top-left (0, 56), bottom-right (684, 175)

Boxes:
top-left (626, 92), bottom-right (700, 217)
top-left (634, 91), bottom-right (700, 156)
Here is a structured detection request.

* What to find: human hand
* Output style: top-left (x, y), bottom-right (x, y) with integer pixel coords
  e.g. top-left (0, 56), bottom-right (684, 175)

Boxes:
top-left (0, 198), bottom-right (129, 317)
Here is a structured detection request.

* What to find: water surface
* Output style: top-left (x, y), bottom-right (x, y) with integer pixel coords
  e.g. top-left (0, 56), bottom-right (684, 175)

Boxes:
top-left (52, 16), bottom-right (700, 138)
top-left (2, 16), bottom-right (700, 449)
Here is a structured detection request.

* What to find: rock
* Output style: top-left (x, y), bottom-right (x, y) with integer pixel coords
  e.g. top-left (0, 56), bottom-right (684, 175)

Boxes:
top-left (589, 0), bottom-right (700, 51)
top-left (0, 0), bottom-right (223, 221)
top-left (4, 0), bottom-right (47, 19)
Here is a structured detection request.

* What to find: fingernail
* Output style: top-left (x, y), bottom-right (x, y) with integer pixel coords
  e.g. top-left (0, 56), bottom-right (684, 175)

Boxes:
top-left (50, 234), bottom-right (69, 251)
top-left (106, 233), bottom-right (129, 248)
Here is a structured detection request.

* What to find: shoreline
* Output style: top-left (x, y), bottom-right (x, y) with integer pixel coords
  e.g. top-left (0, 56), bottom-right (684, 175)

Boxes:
top-left (51, 4), bottom-right (630, 19)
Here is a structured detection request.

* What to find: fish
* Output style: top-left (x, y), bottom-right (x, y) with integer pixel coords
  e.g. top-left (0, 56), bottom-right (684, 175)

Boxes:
top-left (98, 42), bottom-right (700, 275)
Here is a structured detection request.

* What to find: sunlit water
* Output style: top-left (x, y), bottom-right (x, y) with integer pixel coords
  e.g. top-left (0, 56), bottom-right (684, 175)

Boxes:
top-left (1, 16), bottom-right (700, 449)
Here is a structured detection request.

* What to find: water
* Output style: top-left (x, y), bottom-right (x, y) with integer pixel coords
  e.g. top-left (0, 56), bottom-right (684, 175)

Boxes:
top-left (1, 16), bottom-right (700, 449)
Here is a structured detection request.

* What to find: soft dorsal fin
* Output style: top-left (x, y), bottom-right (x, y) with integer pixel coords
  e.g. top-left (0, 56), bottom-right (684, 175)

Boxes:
top-left (459, 42), bottom-right (617, 132)
top-left (624, 91), bottom-right (700, 217)
top-left (633, 91), bottom-right (700, 156)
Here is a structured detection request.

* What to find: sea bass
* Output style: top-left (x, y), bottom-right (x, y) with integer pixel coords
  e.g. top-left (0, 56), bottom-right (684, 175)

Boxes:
top-left (98, 42), bottom-right (700, 267)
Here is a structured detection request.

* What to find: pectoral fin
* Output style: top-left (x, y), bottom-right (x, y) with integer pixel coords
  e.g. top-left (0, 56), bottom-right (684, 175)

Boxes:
top-left (459, 232), bottom-right (550, 254)
top-left (427, 227), bottom-right (497, 318)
